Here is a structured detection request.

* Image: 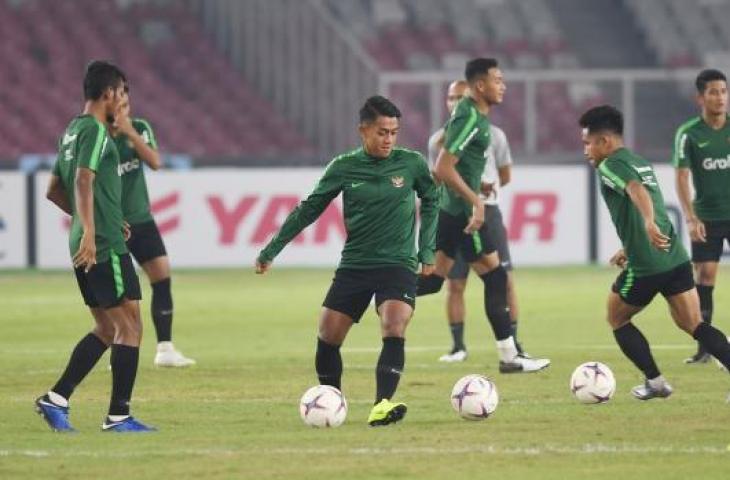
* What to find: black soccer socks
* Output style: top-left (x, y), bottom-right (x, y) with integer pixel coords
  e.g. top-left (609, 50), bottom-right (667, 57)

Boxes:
top-left (697, 285), bottom-right (714, 324)
top-left (450, 323), bottom-right (466, 352)
top-left (315, 337), bottom-right (343, 390)
top-left (613, 322), bottom-right (661, 380)
top-left (151, 278), bottom-right (173, 342)
top-left (479, 266), bottom-right (512, 341)
top-left (693, 322), bottom-right (730, 370)
top-left (109, 344), bottom-right (140, 416)
top-left (417, 274), bottom-right (444, 296)
top-left (376, 337), bottom-right (405, 403)
top-left (51, 333), bottom-right (108, 400)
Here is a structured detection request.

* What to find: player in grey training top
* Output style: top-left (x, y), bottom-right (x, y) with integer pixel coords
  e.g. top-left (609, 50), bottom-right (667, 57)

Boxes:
top-left (427, 82), bottom-right (534, 363)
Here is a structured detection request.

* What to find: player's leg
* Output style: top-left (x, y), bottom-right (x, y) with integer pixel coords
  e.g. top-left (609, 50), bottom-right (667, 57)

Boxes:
top-left (417, 211), bottom-right (459, 295)
top-left (440, 251), bottom-right (468, 362)
top-left (129, 220), bottom-right (194, 367)
top-left (467, 227), bottom-right (550, 373)
top-left (318, 269), bottom-right (370, 391)
top-left (686, 261), bottom-right (719, 363)
top-left (368, 268), bottom-right (416, 426)
top-left (35, 303), bottom-right (114, 432)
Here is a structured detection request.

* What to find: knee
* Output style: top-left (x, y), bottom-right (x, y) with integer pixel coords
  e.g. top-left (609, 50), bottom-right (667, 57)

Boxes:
top-left (381, 319), bottom-right (407, 338)
top-left (93, 324), bottom-right (115, 346)
top-left (114, 315), bottom-right (143, 342)
top-left (447, 279), bottom-right (466, 296)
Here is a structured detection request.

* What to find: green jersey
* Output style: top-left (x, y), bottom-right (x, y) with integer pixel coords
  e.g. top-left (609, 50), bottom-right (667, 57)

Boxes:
top-left (115, 118), bottom-right (158, 225)
top-left (598, 148), bottom-right (688, 277)
top-left (52, 115), bottom-right (127, 263)
top-left (441, 97), bottom-right (491, 216)
top-left (672, 115), bottom-right (730, 221)
top-left (258, 146), bottom-right (440, 272)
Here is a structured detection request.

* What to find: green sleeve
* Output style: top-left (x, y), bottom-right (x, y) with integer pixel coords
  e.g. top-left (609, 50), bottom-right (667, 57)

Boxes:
top-left (443, 101), bottom-right (478, 158)
top-left (412, 154), bottom-right (439, 264)
top-left (598, 158), bottom-right (635, 194)
top-left (133, 118), bottom-right (158, 149)
top-left (258, 160), bottom-right (343, 263)
top-left (77, 121), bottom-right (107, 172)
top-left (672, 127), bottom-right (691, 168)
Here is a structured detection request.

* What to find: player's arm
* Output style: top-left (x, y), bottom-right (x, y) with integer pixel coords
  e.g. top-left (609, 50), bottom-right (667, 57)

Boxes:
top-left (625, 180), bottom-right (670, 252)
top-left (256, 161), bottom-right (343, 273)
top-left (494, 127), bottom-right (513, 187)
top-left (497, 165), bottom-right (511, 187)
top-left (672, 128), bottom-right (704, 241)
top-left (413, 155), bottom-right (439, 275)
top-left (46, 172), bottom-right (72, 215)
top-left (120, 117), bottom-right (162, 170)
top-left (74, 167), bottom-right (96, 272)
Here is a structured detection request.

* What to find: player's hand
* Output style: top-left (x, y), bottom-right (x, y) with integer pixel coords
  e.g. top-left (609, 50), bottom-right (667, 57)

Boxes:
top-left (464, 203), bottom-right (485, 234)
top-left (73, 230), bottom-right (97, 273)
top-left (113, 106), bottom-right (135, 136)
top-left (122, 221), bottom-right (131, 241)
top-left (420, 263), bottom-right (435, 276)
top-left (687, 217), bottom-right (706, 243)
top-left (255, 259), bottom-right (271, 274)
top-left (645, 221), bottom-right (671, 252)
top-left (609, 249), bottom-right (628, 269)
top-left (480, 181), bottom-right (495, 196)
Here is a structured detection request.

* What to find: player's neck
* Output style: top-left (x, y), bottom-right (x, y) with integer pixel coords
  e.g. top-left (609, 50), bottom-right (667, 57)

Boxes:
top-left (702, 111), bottom-right (727, 130)
top-left (469, 95), bottom-right (490, 115)
top-left (82, 101), bottom-right (109, 127)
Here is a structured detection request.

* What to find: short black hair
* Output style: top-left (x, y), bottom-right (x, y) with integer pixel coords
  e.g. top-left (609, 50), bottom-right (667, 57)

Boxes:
top-left (696, 69), bottom-right (727, 94)
top-left (465, 58), bottom-right (498, 83)
top-left (359, 95), bottom-right (401, 124)
top-left (579, 105), bottom-right (624, 136)
top-left (83, 60), bottom-right (127, 101)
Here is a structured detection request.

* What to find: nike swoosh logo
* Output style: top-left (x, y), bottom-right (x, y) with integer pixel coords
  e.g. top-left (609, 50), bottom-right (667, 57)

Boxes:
top-left (698, 141), bottom-right (710, 148)
top-left (403, 294), bottom-right (414, 300)
top-left (102, 422), bottom-right (123, 430)
top-left (351, 182), bottom-right (365, 188)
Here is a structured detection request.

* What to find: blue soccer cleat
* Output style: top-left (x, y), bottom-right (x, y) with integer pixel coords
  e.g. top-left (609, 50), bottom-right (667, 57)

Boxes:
top-left (101, 416), bottom-right (157, 433)
top-left (34, 396), bottom-right (75, 432)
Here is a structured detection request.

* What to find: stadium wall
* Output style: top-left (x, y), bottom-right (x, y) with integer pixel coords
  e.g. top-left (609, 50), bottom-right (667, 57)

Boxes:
top-left (0, 165), bottom-right (707, 270)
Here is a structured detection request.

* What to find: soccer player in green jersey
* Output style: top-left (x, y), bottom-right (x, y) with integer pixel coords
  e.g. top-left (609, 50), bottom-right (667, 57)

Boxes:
top-left (111, 89), bottom-right (195, 367)
top-left (256, 96), bottom-right (439, 426)
top-left (36, 61), bottom-right (154, 432)
top-left (417, 58), bottom-right (550, 374)
top-left (581, 105), bottom-right (730, 400)
top-left (673, 69), bottom-right (730, 364)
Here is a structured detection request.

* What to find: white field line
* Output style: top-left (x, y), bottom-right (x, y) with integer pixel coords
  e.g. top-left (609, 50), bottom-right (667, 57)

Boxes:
top-left (342, 344), bottom-right (692, 353)
top-left (0, 443), bottom-right (727, 459)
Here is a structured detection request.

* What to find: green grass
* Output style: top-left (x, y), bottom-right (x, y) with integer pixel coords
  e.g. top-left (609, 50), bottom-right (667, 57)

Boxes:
top-left (2, 266), bottom-right (730, 479)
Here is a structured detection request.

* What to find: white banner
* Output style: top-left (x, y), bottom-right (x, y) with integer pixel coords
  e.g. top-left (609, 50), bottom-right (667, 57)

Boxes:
top-left (597, 164), bottom-right (693, 264)
top-left (35, 166), bottom-right (590, 268)
top-left (0, 172), bottom-right (28, 268)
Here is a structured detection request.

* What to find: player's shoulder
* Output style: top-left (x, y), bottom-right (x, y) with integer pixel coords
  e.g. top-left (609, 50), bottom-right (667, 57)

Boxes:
top-left (326, 146), bottom-right (362, 171)
top-left (489, 124), bottom-right (506, 141)
top-left (674, 116), bottom-right (702, 136)
top-left (452, 97), bottom-right (475, 118)
top-left (132, 117), bottom-right (154, 132)
top-left (393, 146), bottom-right (426, 164)
top-left (74, 114), bottom-right (104, 132)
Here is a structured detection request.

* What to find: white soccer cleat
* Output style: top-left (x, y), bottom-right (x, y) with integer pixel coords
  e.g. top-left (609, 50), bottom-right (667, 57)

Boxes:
top-left (439, 349), bottom-right (468, 363)
top-left (499, 354), bottom-right (550, 373)
top-left (154, 342), bottom-right (196, 367)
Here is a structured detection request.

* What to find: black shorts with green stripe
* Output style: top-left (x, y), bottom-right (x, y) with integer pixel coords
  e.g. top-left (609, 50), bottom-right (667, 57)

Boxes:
top-left (74, 252), bottom-right (142, 308)
top-left (611, 262), bottom-right (694, 307)
top-left (436, 210), bottom-right (497, 263)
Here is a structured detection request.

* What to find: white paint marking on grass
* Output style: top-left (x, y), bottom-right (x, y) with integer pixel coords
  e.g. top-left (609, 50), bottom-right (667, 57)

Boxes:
top-left (342, 344), bottom-right (691, 354)
top-left (1, 444), bottom-right (727, 458)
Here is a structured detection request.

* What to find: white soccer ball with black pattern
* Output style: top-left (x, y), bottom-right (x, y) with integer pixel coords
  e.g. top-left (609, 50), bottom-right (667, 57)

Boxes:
top-left (299, 385), bottom-right (347, 428)
top-left (570, 362), bottom-right (616, 404)
top-left (450, 374), bottom-right (499, 420)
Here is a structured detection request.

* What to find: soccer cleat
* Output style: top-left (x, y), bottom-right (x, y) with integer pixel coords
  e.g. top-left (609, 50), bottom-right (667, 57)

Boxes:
top-left (367, 399), bottom-right (407, 427)
top-left (34, 396), bottom-right (75, 432)
top-left (499, 355), bottom-right (550, 374)
top-left (154, 342), bottom-right (196, 367)
top-left (102, 416), bottom-right (157, 432)
top-left (684, 351), bottom-right (711, 364)
top-left (631, 380), bottom-right (673, 401)
top-left (439, 349), bottom-right (468, 363)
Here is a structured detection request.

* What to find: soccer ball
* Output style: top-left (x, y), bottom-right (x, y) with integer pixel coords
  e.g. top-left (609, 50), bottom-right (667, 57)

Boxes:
top-left (570, 362), bottom-right (616, 404)
top-left (299, 385), bottom-right (347, 428)
top-left (450, 374), bottom-right (499, 420)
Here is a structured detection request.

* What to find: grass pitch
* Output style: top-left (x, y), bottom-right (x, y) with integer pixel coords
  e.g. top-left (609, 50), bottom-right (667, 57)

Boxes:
top-left (2, 266), bottom-right (730, 479)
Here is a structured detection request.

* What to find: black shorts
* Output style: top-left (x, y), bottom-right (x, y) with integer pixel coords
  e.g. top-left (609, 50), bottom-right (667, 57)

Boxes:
top-left (437, 210), bottom-right (497, 264)
top-left (612, 262), bottom-right (694, 307)
top-left (127, 220), bottom-right (167, 265)
top-left (322, 266), bottom-right (417, 322)
top-left (74, 252), bottom-right (142, 308)
top-left (692, 220), bottom-right (730, 263)
top-left (448, 205), bottom-right (512, 280)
